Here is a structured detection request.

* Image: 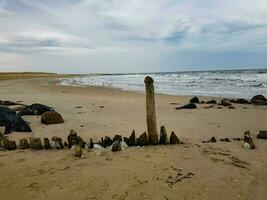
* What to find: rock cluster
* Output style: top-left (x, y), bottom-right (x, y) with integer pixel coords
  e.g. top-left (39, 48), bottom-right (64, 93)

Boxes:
top-left (177, 95), bottom-right (267, 112)
top-left (0, 101), bottom-right (65, 134)
top-left (93, 127), bottom-right (181, 149)
top-left (19, 103), bottom-right (54, 116)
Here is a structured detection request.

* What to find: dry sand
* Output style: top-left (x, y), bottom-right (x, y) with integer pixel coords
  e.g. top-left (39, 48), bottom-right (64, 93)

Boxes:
top-left (0, 76), bottom-right (267, 200)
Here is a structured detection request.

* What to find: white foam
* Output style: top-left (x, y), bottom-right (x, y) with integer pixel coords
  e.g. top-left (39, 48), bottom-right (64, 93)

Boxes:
top-left (60, 70), bottom-right (267, 98)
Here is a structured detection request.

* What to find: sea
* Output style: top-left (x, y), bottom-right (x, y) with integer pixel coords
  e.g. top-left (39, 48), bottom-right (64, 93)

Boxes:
top-left (60, 69), bottom-right (267, 99)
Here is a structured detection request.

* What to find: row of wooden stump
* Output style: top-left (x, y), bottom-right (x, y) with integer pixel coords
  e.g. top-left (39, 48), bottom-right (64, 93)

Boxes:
top-left (0, 126), bottom-right (181, 152)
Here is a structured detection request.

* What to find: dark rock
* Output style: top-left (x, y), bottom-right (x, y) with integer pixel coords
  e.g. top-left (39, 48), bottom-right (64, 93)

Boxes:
top-left (67, 129), bottom-right (85, 148)
top-left (169, 131), bottom-right (180, 144)
top-left (64, 142), bottom-right (68, 147)
top-left (30, 137), bottom-right (43, 149)
top-left (18, 107), bottom-right (33, 116)
top-left (159, 126), bottom-right (168, 144)
top-left (41, 111), bottom-right (64, 125)
top-left (190, 97), bottom-right (200, 104)
top-left (0, 132), bottom-right (6, 150)
top-left (124, 130), bottom-right (136, 146)
top-left (257, 130), bottom-right (267, 139)
top-left (89, 138), bottom-right (94, 149)
top-left (217, 107), bottom-right (222, 109)
top-left (244, 131), bottom-right (255, 149)
top-left (44, 138), bottom-right (52, 149)
top-left (0, 106), bottom-right (32, 134)
top-left (52, 136), bottom-right (64, 149)
top-left (19, 103), bottom-right (54, 116)
top-left (251, 95), bottom-right (267, 105)
top-left (68, 129), bottom-right (78, 148)
top-left (19, 138), bottom-right (30, 149)
top-left (221, 99), bottom-right (232, 107)
top-left (112, 141), bottom-right (121, 152)
top-left (103, 136), bottom-right (113, 148)
top-left (206, 100), bottom-right (217, 104)
top-left (9, 140), bottom-right (17, 150)
top-left (210, 137), bottom-right (217, 143)
top-left (228, 99), bottom-right (236, 103)
top-left (235, 98), bottom-right (250, 104)
top-left (228, 106), bottom-right (235, 109)
top-left (1, 136), bottom-right (17, 150)
top-left (137, 132), bottom-right (149, 146)
top-left (233, 137), bottom-right (242, 141)
top-left (74, 144), bottom-right (82, 157)
top-left (204, 105), bottom-right (213, 109)
top-left (113, 135), bottom-right (122, 142)
top-left (0, 100), bottom-right (18, 106)
top-left (220, 138), bottom-right (230, 142)
top-left (176, 103), bottom-right (197, 110)
top-left (77, 136), bottom-right (85, 148)
top-left (99, 137), bottom-right (104, 146)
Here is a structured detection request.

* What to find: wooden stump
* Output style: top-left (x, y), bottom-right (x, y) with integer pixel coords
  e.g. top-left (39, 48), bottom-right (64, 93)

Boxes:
top-left (144, 76), bottom-right (158, 145)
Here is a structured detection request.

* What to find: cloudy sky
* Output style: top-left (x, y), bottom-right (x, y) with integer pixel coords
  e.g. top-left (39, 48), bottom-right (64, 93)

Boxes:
top-left (0, 0), bottom-right (267, 73)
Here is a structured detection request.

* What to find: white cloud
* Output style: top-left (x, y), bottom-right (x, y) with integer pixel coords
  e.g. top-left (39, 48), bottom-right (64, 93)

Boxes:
top-left (0, 0), bottom-right (267, 72)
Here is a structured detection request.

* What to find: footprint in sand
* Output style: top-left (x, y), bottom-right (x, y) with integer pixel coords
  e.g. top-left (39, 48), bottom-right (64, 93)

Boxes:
top-left (15, 158), bottom-right (26, 163)
top-left (27, 182), bottom-right (40, 191)
top-left (0, 162), bottom-right (5, 168)
top-left (202, 147), bottom-right (250, 169)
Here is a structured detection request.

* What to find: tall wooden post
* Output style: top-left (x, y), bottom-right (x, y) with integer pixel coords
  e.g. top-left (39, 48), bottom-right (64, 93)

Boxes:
top-left (144, 76), bottom-right (158, 145)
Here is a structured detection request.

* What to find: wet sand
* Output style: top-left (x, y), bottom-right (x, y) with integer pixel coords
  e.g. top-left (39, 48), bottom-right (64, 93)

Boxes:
top-left (0, 77), bottom-right (267, 200)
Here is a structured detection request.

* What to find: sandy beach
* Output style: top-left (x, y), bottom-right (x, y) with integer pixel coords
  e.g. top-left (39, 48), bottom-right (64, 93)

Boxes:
top-left (0, 76), bottom-right (267, 200)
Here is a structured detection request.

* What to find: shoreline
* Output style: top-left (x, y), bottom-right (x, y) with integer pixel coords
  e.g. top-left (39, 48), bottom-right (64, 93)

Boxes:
top-left (58, 71), bottom-right (267, 99)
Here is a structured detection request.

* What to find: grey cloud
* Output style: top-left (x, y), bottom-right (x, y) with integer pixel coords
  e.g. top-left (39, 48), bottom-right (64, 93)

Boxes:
top-left (0, 0), bottom-right (267, 72)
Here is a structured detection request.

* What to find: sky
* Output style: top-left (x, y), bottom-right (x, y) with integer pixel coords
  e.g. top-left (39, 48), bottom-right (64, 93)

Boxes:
top-left (0, 0), bottom-right (267, 73)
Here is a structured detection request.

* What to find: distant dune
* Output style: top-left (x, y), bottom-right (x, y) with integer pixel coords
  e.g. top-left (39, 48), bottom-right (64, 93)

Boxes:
top-left (0, 72), bottom-right (81, 81)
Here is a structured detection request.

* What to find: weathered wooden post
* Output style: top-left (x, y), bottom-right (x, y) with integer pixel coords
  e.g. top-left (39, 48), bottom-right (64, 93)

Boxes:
top-left (144, 76), bottom-right (158, 145)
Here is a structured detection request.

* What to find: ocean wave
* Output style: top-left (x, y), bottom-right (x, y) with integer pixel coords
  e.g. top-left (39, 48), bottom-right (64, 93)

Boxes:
top-left (250, 82), bottom-right (264, 88)
top-left (60, 70), bottom-right (267, 98)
